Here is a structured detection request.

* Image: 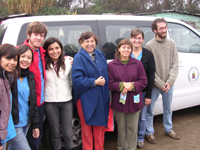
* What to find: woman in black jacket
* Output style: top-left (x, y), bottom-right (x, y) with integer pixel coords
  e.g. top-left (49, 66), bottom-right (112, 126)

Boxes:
top-left (8, 45), bottom-right (39, 150)
top-left (130, 28), bottom-right (155, 148)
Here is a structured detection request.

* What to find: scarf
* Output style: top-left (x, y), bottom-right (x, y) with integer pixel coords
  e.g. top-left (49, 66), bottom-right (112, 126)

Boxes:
top-left (20, 68), bottom-right (30, 78)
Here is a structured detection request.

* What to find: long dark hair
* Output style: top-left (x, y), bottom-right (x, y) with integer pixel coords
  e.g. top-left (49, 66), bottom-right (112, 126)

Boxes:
top-left (43, 37), bottom-right (65, 77)
top-left (0, 43), bottom-right (19, 84)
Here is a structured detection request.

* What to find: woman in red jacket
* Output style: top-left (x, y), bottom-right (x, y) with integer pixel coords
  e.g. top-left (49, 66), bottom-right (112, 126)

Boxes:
top-left (108, 39), bottom-right (147, 150)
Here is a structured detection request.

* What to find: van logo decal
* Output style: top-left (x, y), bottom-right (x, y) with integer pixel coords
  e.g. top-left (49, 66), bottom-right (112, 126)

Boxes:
top-left (188, 66), bottom-right (199, 83)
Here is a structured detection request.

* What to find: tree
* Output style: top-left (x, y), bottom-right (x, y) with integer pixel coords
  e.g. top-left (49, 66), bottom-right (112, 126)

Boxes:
top-left (57, 0), bottom-right (73, 9)
top-left (185, 0), bottom-right (200, 14)
top-left (162, 0), bottom-right (173, 10)
top-left (0, 0), bottom-right (57, 14)
top-left (173, 0), bottom-right (185, 11)
top-left (147, 0), bottom-right (162, 12)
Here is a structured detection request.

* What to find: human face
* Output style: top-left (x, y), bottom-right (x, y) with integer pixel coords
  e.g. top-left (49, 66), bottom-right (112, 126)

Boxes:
top-left (81, 37), bottom-right (96, 53)
top-left (19, 50), bottom-right (32, 69)
top-left (27, 32), bottom-right (45, 50)
top-left (48, 42), bottom-right (61, 62)
top-left (130, 34), bottom-right (144, 48)
top-left (0, 56), bottom-right (18, 72)
top-left (154, 22), bottom-right (167, 39)
top-left (119, 44), bottom-right (132, 60)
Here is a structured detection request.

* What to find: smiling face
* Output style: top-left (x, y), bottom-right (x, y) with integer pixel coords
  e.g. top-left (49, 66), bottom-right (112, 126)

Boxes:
top-left (27, 32), bottom-right (45, 50)
top-left (80, 36), bottom-right (96, 53)
top-left (19, 50), bottom-right (32, 69)
top-left (119, 44), bottom-right (132, 60)
top-left (1, 56), bottom-right (18, 72)
top-left (47, 42), bottom-right (61, 62)
top-left (130, 33), bottom-right (144, 49)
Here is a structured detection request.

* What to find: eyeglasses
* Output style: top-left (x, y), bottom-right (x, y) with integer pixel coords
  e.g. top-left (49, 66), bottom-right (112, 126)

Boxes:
top-left (132, 37), bottom-right (143, 41)
top-left (157, 26), bottom-right (168, 32)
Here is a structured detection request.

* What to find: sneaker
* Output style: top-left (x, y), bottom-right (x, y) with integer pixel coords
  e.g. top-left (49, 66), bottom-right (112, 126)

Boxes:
top-left (165, 130), bottom-right (180, 140)
top-left (146, 134), bottom-right (157, 144)
top-left (137, 141), bottom-right (144, 148)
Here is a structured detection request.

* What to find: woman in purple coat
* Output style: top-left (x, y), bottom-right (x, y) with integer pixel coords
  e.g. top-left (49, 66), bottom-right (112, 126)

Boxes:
top-left (108, 39), bottom-right (147, 150)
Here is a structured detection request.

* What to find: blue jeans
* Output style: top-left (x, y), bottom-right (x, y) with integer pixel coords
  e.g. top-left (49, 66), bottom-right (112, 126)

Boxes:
top-left (146, 87), bottom-right (174, 135)
top-left (2, 142), bottom-right (6, 150)
top-left (137, 92), bottom-right (147, 142)
top-left (8, 125), bottom-right (30, 150)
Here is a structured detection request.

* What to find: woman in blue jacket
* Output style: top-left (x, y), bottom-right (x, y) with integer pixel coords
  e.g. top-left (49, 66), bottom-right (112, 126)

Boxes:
top-left (8, 45), bottom-right (39, 150)
top-left (72, 31), bottom-right (109, 150)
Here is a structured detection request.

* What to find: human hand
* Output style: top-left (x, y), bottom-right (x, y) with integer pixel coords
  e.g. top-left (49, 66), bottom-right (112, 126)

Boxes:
top-left (32, 128), bottom-right (40, 138)
top-left (123, 82), bottom-right (133, 91)
top-left (0, 145), bottom-right (3, 150)
top-left (164, 82), bottom-right (171, 93)
top-left (95, 76), bottom-right (106, 86)
top-left (145, 98), bottom-right (151, 106)
top-left (121, 88), bottom-right (128, 96)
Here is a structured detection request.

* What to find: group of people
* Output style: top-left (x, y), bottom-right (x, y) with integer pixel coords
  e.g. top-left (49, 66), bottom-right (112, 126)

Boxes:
top-left (0, 17), bottom-right (179, 150)
top-left (0, 21), bottom-right (73, 150)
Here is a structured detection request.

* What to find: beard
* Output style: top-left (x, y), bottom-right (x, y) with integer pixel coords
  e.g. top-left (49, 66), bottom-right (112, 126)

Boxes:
top-left (157, 31), bottom-right (167, 39)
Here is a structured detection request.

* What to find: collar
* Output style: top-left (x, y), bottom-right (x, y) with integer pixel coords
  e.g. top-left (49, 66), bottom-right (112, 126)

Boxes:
top-left (154, 36), bottom-right (167, 43)
top-left (112, 57), bottom-right (138, 65)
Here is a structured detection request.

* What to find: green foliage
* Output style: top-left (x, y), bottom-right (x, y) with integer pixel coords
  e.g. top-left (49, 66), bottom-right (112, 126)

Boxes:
top-left (0, 0), bottom-right (200, 16)
top-left (0, 5), bottom-right (12, 16)
top-left (33, 6), bottom-right (71, 15)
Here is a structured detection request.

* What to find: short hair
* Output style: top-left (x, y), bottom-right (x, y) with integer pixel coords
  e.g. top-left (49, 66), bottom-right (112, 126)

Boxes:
top-left (115, 39), bottom-right (133, 58)
top-left (151, 18), bottom-right (167, 32)
top-left (17, 45), bottom-right (34, 62)
top-left (78, 31), bottom-right (98, 45)
top-left (27, 21), bottom-right (48, 38)
top-left (130, 28), bottom-right (144, 39)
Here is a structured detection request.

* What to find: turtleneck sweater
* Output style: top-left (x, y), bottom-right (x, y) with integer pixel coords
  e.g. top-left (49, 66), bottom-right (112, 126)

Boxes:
top-left (145, 37), bottom-right (179, 89)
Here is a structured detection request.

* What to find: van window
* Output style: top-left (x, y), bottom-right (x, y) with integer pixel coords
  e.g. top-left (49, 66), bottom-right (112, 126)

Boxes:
top-left (46, 25), bottom-right (92, 57)
top-left (102, 25), bottom-right (136, 59)
top-left (0, 23), bottom-right (8, 44)
top-left (168, 23), bottom-right (200, 53)
top-left (97, 20), bottom-right (152, 59)
top-left (17, 21), bottom-right (98, 57)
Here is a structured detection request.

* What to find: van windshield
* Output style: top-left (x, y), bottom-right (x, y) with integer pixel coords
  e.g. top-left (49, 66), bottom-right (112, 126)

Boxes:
top-left (0, 23), bottom-right (8, 44)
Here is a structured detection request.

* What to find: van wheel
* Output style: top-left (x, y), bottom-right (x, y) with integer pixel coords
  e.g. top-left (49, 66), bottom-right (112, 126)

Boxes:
top-left (72, 117), bottom-right (82, 150)
top-left (41, 117), bottom-right (82, 150)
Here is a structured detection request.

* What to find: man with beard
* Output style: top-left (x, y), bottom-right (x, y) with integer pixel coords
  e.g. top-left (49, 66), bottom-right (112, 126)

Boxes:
top-left (20, 21), bottom-right (47, 150)
top-left (145, 18), bottom-right (179, 144)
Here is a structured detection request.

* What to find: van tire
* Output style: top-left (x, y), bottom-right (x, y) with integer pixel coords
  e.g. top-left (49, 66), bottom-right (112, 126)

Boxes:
top-left (41, 118), bottom-right (82, 150)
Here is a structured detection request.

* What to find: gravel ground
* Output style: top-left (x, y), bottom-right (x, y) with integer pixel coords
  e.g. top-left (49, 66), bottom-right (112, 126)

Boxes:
top-left (104, 105), bottom-right (200, 150)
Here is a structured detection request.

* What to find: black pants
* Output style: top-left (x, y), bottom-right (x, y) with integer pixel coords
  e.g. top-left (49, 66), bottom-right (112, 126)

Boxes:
top-left (27, 104), bottom-right (44, 150)
top-left (44, 100), bottom-right (73, 150)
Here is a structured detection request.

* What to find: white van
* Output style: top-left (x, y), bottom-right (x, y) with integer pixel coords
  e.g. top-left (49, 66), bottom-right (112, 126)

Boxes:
top-left (1, 15), bottom-right (200, 150)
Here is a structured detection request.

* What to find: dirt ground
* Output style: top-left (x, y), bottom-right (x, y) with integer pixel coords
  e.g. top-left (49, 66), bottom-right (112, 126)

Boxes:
top-left (104, 105), bottom-right (200, 150)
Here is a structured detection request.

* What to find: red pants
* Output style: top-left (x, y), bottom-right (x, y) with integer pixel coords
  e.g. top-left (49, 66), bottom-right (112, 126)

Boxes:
top-left (76, 99), bottom-right (106, 150)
